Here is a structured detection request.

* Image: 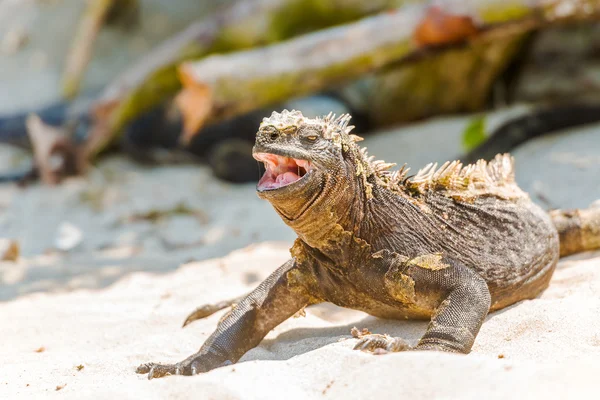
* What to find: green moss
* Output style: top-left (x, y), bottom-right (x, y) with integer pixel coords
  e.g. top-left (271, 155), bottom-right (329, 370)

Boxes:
top-left (479, 2), bottom-right (531, 24)
top-left (270, 0), bottom-right (366, 40)
top-left (369, 31), bottom-right (528, 126)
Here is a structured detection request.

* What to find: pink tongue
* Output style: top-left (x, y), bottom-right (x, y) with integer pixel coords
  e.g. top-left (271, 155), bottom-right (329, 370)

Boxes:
top-left (276, 171), bottom-right (299, 186)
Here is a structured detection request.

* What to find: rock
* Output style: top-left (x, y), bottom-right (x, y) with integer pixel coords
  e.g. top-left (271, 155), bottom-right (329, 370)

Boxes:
top-left (511, 122), bottom-right (600, 210)
top-left (513, 23), bottom-right (600, 103)
top-left (208, 139), bottom-right (256, 184)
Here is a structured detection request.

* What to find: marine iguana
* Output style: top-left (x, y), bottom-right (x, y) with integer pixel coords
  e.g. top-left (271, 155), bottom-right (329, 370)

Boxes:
top-left (137, 110), bottom-right (600, 379)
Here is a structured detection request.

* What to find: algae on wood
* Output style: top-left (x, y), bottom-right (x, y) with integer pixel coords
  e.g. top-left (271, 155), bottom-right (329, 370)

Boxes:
top-left (367, 32), bottom-right (528, 126)
top-left (86, 0), bottom-right (600, 159)
top-left (175, 8), bottom-right (424, 140)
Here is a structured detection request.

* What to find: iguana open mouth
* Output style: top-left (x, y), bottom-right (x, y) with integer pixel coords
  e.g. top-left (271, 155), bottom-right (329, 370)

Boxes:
top-left (254, 153), bottom-right (313, 191)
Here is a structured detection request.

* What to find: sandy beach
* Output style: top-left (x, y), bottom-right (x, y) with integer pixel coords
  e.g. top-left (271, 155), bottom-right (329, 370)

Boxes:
top-left (1, 113), bottom-right (599, 399)
top-left (1, 241), bottom-right (600, 399)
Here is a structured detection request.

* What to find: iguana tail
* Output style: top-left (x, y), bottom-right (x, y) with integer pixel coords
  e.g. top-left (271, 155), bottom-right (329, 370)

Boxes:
top-left (550, 201), bottom-right (600, 257)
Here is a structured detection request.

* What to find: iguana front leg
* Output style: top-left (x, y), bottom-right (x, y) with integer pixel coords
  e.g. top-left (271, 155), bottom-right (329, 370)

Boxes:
top-left (355, 255), bottom-right (491, 354)
top-left (137, 259), bottom-right (310, 379)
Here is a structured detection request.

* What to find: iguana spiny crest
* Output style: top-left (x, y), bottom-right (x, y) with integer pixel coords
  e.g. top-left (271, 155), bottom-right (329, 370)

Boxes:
top-left (253, 109), bottom-right (524, 201)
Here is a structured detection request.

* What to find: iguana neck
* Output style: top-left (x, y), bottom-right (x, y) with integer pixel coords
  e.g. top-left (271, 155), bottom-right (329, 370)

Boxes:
top-left (274, 162), bottom-right (434, 261)
top-left (268, 159), bottom-right (367, 251)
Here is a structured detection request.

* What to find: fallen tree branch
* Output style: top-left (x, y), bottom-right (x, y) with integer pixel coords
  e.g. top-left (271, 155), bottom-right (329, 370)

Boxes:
top-left (62, 0), bottom-right (139, 99)
top-left (61, 0), bottom-right (115, 99)
top-left (175, 7), bottom-right (426, 140)
top-left (85, 0), bottom-right (406, 159)
top-left (174, 0), bottom-right (600, 141)
top-left (26, 115), bottom-right (85, 185)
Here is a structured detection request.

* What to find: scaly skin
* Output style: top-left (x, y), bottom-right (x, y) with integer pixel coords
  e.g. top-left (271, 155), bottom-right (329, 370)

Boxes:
top-left (137, 110), bottom-right (600, 379)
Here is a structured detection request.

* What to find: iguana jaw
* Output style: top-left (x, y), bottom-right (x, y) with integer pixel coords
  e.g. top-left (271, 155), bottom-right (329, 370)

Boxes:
top-left (254, 152), bottom-right (314, 192)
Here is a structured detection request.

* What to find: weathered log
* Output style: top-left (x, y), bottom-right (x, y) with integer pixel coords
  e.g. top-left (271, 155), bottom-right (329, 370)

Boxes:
top-left (176, 0), bottom-right (600, 141)
top-left (62, 0), bottom-right (116, 99)
top-left (61, 0), bottom-right (139, 99)
top-left (366, 29), bottom-right (528, 126)
top-left (26, 115), bottom-right (84, 185)
top-left (175, 7), bottom-right (425, 140)
top-left (86, 0), bottom-right (406, 158)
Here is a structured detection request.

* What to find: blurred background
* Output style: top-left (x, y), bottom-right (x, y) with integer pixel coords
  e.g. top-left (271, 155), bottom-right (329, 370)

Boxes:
top-left (0, 0), bottom-right (599, 300)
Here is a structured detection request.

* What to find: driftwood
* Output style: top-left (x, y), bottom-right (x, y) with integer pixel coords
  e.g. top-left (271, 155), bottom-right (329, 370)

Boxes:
top-left (174, 0), bottom-right (600, 141)
top-left (174, 7), bottom-right (425, 141)
top-left (61, 0), bottom-right (139, 99)
top-left (367, 3), bottom-right (600, 126)
top-left (86, 0), bottom-right (404, 158)
top-left (26, 115), bottom-right (84, 185)
top-left (366, 28), bottom-right (527, 126)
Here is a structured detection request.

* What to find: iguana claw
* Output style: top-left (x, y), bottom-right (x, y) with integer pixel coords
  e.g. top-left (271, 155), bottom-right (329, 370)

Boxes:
top-left (352, 329), bottom-right (410, 353)
top-left (136, 360), bottom-right (202, 379)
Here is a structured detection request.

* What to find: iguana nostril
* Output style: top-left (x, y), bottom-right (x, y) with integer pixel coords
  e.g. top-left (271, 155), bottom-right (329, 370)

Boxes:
top-left (270, 133), bottom-right (279, 140)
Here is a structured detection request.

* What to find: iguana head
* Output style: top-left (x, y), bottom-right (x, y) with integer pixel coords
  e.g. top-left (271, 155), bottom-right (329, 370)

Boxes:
top-left (252, 109), bottom-right (395, 243)
top-left (252, 109), bottom-right (523, 232)
top-left (252, 110), bottom-right (361, 199)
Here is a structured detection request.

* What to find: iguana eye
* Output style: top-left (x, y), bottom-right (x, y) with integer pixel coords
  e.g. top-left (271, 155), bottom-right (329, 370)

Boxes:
top-left (262, 126), bottom-right (279, 140)
top-left (305, 135), bottom-right (317, 141)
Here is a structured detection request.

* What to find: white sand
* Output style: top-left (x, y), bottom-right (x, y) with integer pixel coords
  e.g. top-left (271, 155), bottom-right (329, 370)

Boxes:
top-left (1, 242), bottom-right (600, 399)
top-left (1, 115), bottom-right (599, 399)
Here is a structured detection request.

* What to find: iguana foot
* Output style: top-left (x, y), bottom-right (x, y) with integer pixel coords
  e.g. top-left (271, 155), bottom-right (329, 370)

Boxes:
top-left (136, 361), bottom-right (193, 379)
top-left (351, 327), bottom-right (410, 353)
top-left (136, 358), bottom-right (232, 379)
